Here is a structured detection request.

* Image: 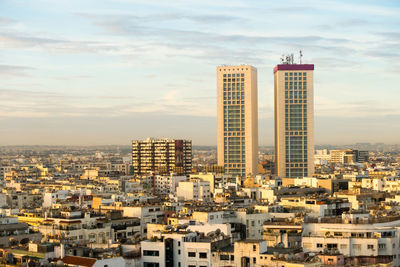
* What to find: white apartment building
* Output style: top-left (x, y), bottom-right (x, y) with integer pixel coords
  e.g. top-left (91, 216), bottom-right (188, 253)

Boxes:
top-left (155, 174), bottom-right (187, 195)
top-left (0, 193), bottom-right (7, 208)
top-left (279, 196), bottom-right (350, 217)
top-left (302, 212), bottom-right (400, 266)
top-left (191, 209), bottom-right (270, 240)
top-left (189, 173), bottom-right (215, 194)
top-left (383, 177), bottom-right (400, 192)
top-left (141, 228), bottom-right (225, 267)
top-left (314, 149), bottom-right (330, 165)
top-left (192, 211), bottom-right (226, 224)
top-left (176, 179), bottom-right (211, 202)
top-left (43, 190), bottom-right (70, 208)
top-left (236, 210), bottom-right (270, 240)
top-left (38, 212), bottom-right (112, 244)
top-left (0, 166), bottom-right (13, 180)
top-left (212, 240), bottom-right (298, 267)
top-left (123, 205), bottom-right (164, 235)
top-left (361, 177), bottom-right (400, 193)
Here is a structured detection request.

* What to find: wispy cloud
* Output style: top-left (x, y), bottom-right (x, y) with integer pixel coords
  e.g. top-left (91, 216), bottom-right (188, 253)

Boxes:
top-left (0, 88), bottom-right (216, 119)
top-left (0, 17), bottom-right (16, 26)
top-left (315, 96), bottom-right (400, 118)
top-left (0, 64), bottom-right (34, 77)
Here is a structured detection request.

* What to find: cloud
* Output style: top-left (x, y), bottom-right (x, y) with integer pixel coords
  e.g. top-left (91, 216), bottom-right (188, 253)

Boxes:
top-left (0, 17), bottom-right (16, 26)
top-left (316, 18), bottom-right (369, 31)
top-left (0, 87), bottom-right (216, 119)
top-left (53, 75), bottom-right (92, 80)
top-left (315, 96), bottom-right (400, 118)
top-left (0, 10), bottom-right (365, 67)
top-left (88, 13), bottom-right (351, 45)
top-left (81, 12), bottom-right (244, 24)
top-left (315, 1), bottom-right (399, 17)
top-left (120, 90), bottom-right (216, 117)
top-left (0, 33), bottom-right (62, 48)
top-left (0, 65), bottom-right (34, 77)
top-left (70, 13), bottom-right (357, 66)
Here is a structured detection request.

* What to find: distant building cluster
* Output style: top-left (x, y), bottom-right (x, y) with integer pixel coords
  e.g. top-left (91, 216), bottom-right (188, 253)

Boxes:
top-left (315, 149), bottom-right (369, 165)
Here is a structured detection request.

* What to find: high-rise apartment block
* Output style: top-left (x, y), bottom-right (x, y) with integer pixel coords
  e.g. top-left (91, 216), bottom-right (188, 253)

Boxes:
top-left (274, 63), bottom-right (314, 178)
top-left (132, 138), bottom-right (192, 176)
top-left (217, 65), bottom-right (258, 177)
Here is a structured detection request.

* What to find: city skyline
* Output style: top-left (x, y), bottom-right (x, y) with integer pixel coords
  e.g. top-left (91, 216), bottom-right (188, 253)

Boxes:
top-left (1, 0), bottom-right (400, 146)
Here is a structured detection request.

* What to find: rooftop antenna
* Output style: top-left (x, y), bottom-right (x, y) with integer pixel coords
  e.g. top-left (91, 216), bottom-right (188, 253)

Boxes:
top-left (281, 53), bottom-right (295, 64)
top-left (280, 55), bottom-right (285, 64)
top-left (299, 50), bottom-right (303, 64)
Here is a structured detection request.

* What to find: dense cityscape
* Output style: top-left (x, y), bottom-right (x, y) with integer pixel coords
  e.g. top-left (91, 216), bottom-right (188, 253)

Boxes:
top-left (1, 1), bottom-right (400, 267)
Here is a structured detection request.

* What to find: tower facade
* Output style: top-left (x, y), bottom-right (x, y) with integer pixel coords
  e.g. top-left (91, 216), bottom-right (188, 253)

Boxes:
top-left (132, 138), bottom-right (192, 176)
top-left (274, 64), bottom-right (314, 178)
top-left (217, 65), bottom-right (258, 177)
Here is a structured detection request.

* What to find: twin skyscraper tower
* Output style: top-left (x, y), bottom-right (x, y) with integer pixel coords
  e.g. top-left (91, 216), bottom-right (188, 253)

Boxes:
top-left (217, 62), bottom-right (314, 178)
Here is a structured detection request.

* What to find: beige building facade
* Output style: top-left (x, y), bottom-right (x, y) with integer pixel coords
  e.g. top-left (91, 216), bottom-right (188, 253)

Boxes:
top-left (217, 65), bottom-right (258, 177)
top-left (132, 138), bottom-right (192, 176)
top-left (274, 64), bottom-right (314, 178)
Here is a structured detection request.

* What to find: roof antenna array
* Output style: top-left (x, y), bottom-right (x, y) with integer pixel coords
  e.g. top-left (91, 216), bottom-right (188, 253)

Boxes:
top-left (280, 54), bottom-right (295, 65)
top-left (280, 51), bottom-right (304, 64)
top-left (299, 50), bottom-right (303, 64)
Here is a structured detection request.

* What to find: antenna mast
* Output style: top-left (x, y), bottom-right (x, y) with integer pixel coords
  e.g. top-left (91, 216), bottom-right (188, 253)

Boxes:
top-left (299, 50), bottom-right (303, 64)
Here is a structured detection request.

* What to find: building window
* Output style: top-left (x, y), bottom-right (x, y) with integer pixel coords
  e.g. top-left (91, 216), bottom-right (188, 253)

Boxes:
top-left (188, 252), bottom-right (196, 257)
top-left (220, 255), bottom-right (229, 261)
top-left (199, 252), bottom-right (207, 258)
top-left (253, 245), bottom-right (256, 251)
top-left (253, 257), bottom-right (256, 263)
top-left (317, 243), bottom-right (323, 248)
top-left (143, 250), bottom-right (159, 256)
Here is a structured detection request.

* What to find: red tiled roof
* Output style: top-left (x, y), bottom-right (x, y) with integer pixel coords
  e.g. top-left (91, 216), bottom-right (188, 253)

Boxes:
top-left (62, 256), bottom-right (96, 267)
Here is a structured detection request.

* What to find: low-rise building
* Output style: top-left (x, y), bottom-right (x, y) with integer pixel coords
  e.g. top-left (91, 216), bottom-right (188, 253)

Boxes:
top-left (176, 179), bottom-right (211, 202)
top-left (302, 212), bottom-right (400, 266)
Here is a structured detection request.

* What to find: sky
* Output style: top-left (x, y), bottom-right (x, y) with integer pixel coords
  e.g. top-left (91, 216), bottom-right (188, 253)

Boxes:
top-left (0, 0), bottom-right (399, 146)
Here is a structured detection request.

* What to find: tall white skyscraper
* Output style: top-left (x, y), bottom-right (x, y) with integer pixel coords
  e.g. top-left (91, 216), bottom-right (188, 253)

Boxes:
top-left (274, 63), bottom-right (314, 178)
top-left (217, 65), bottom-right (258, 177)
